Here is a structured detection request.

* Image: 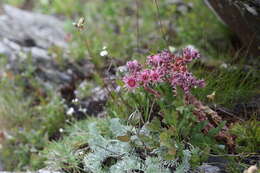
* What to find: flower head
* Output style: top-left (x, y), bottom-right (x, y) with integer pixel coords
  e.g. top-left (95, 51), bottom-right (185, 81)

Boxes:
top-left (138, 70), bottom-right (151, 85)
top-left (126, 60), bottom-right (141, 73)
top-left (100, 46), bottom-right (108, 57)
top-left (147, 54), bottom-right (162, 66)
top-left (100, 50), bottom-right (108, 57)
top-left (123, 75), bottom-right (138, 90)
top-left (183, 46), bottom-right (200, 62)
top-left (150, 69), bottom-right (162, 83)
top-left (170, 72), bottom-right (205, 94)
top-left (147, 51), bottom-right (173, 66)
top-left (66, 107), bottom-right (75, 115)
top-left (122, 48), bottom-right (205, 96)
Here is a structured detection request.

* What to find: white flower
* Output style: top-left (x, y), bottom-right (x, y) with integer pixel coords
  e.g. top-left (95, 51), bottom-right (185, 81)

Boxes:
top-left (117, 66), bottom-right (128, 73)
top-left (72, 98), bottom-right (79, 103)
top-left (100, 50), bottom-right (108, 57)
top-left (59, 128), bottom-right (64, 133)
top-left (66, 107), bottom-right (75, 115)
top-left (220, 63), bottom-right (228, 69)
top-left (79, 107), bottom-right (87, 113)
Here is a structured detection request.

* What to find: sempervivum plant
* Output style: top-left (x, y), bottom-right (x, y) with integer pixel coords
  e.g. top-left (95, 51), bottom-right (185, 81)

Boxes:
top-left (123, 46), bottom-right (205, 97)
top-left (122, 47), bottom-right (235, 151)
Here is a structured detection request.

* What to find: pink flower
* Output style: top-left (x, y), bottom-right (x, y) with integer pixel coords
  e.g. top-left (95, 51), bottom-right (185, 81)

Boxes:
top-left (122, 48), bottom-right (205, 96)
top-left (173, 58), bottom-right (187, 73)
top-left (150, 69), bottom-right (162, 83)
top-left (196, 79), bottom-right (206, 88)
top-left (126, 60), bottom-right (141, 73)
top-left (138, 70), bottom-right (151, 85)
top-left (170, 72), bottom-right (205, 94)
top-left (147, 54), bottom-right (162, 66)
top-left (123, 75), bottom-right (138, 90)
top-left (183, 46), bottom-right (200, 62)
top-left (147, 51), bottom-right (174, 66)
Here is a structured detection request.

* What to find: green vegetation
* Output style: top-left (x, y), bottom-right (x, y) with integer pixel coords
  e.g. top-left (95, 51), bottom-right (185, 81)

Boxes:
top-left (193, 66), bottom-right (259, 107)
top-left (0, 0), bottom-right (259, 172)
top-left (0, 79), bottom-right (66, 170)
top-left (44, 117), bottom-right (204, 172)
top-left (231, 118), bottom-right (260, 153)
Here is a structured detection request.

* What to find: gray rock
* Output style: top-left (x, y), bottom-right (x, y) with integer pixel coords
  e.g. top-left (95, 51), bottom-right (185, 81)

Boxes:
top-left (81, 86), bottom-right (108, 117)
top-left (197, 164), bottom-right (221, 173)
top-left (0, 5), bottom-right (67, 49)
top-left (205, 0), bottom-right (260, 56)
top-left (0, 5), bottom-right (95, 91)
top-left (0, 4), bottom-right (67, 62)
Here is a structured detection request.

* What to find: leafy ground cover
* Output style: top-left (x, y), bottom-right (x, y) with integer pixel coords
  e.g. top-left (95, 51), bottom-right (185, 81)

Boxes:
top-left (0, 0), bottom-right (259, 172)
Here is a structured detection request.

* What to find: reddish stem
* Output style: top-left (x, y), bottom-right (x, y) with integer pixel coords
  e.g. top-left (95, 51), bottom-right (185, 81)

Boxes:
top-left (144, 86), bottom-right (161, 98)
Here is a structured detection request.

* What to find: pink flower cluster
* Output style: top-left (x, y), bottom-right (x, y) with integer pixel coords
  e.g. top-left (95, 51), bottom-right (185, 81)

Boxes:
top-left (123, 46), bottom-right (205, 96)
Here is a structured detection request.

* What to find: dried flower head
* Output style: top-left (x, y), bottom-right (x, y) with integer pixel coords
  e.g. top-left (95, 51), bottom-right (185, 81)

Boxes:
top-left (73, 17), bottom-right (85, 30)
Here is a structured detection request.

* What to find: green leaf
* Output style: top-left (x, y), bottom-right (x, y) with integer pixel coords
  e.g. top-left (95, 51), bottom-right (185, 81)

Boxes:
top-left (147, 118), bottom-right (161, 132)
top-left (176, 106), bottom-right (186, 114)
top-left (163, 110), bottom-right (177, 126)
top-left (208, 121), bottom-right (226, 137)
top-left (160, 130), bottom-right (173, 148)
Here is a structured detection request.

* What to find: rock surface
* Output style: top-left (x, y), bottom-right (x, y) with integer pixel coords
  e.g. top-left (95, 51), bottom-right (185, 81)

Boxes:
top-left (0, 4), bottom-right (100, 118)
top-left (0, 4), bottom-right (94, 90)
top-left (205, 0), bottom-right (260, 56)
top-left (196, 164), bottom-right (221, 173)
top-left (0, 5), bottom-right (66, 49)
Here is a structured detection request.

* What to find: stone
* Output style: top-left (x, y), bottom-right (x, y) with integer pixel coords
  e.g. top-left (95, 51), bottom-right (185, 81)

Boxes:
top-left (78, 86), bottom-right (108, 118)
top-left (205, 0), bottom-right (260, 56)
top-left (0, 4), bottom-right (94, 91)
top-left (0, 4), bottom-right (66, 65)
top-left (197, 164), bottom-right (221, 173)
top-left (0, 5), bottom-right (67, 49)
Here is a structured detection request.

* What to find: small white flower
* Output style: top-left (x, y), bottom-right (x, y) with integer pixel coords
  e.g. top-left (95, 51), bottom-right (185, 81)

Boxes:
top-left (220, 63), bottom-right (228, 69)
top-left (59, 128), bottom-right (64, 133)
top-left (79, 107), bottom-right (87, 113)
top-left (117, 66), bottom-right (128, 73)
top-left (100, 50), bottom-right (108, 57)
top-left (72, 98), bottom-right (79, 103)
top-left (79, 151), bottom-right (84, 155)
top-left (66, 107), bottom-right (75, 115)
